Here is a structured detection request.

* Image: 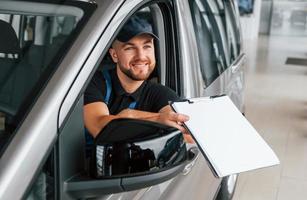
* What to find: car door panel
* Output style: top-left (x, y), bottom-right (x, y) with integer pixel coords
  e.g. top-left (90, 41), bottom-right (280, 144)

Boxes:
top-left (172, 1), bottom-right (223, 199)
top-left (224, 53), bottom-right (245, 111)
top-left (159, 156), bottom-right (220, 200)
top-left (198, 0), bottom-right (245, 111)
top-left (221, 0), bottom-right (246, 112)
top-left (59, 0), bottom-right (208, 199)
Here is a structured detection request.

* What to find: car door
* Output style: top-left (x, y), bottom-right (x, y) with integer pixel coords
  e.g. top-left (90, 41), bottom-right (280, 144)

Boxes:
top-left (56, 2), bottom-right (168, 200)
top-left (52, 1), bottom-right (173, 200)
top-left (157, 0), bottom-right (223, 200)
top-left (222, 0), bottom-right (245, 112)
top-left (185, 1), bottom-right (245, 199)
top-left (187, 0), bottom-right (245, 112)
top-left (187, 0), bottom-right (229, 99)
top-left (55, 1), bottom-right (207, 200)
top-left (0, 0), bottom-right (198, 199)
top-left (55, 0), bottom-right (224, 199)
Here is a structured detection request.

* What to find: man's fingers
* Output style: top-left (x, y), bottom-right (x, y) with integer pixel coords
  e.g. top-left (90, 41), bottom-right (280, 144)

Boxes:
top-left (166, 120), bottom-right (185, 132)
top-left (181, 127), bottom-right (190, 135)
top-left (171, 113), bottom-right (189, 122)
top-left (177, 125), bottom-right (186, 132)
top-left (183, 133), bottom-right (195, 143)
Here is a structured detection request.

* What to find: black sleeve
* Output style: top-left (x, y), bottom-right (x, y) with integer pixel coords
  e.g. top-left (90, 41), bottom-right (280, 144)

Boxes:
top-left (146, 83), bottom-right (181, 112)
top-left (84, 72), bottom-right (106, 105)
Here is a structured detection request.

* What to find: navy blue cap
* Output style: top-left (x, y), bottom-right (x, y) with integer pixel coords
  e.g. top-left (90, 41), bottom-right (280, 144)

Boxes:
top-left (116, 15), bottom-right (158, 42)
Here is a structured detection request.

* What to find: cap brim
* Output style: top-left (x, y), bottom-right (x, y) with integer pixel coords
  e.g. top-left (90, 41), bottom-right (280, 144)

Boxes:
top-left (117, 31), bottom-right (159, 43)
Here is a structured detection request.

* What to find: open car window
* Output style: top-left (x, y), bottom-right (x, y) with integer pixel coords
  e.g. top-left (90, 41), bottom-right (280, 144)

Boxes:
top-left (0, 0), bottom-right (95, 156)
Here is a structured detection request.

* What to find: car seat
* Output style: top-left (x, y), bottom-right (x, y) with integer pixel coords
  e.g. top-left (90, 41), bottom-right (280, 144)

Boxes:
top-left (0, 19), bottom-right (22, 120)
top-left (0, 18), bottom-right (48, 136)
top-left (0, 19), bottom-right (22, 151)
top-left (0, 19), bottom-right (20, 57)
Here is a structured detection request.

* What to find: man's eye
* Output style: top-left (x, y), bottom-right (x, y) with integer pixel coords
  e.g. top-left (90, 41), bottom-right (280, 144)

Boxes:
top-left (124, 47), bottom-right (134, 51)
top-left (144, 45), bottom-right (152, 49)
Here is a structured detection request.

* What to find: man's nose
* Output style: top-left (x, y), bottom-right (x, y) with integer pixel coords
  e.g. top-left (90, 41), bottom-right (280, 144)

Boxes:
top-left (135, 48), bottom-right (147, 60)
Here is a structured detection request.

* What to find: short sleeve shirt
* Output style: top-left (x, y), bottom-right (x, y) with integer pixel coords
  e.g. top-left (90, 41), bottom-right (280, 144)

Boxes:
top-left (84, 69), bottom-right (180, 114)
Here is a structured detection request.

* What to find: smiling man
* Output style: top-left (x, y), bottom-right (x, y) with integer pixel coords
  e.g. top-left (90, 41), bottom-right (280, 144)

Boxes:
top-left (83, 15), bottom-right (190, 140)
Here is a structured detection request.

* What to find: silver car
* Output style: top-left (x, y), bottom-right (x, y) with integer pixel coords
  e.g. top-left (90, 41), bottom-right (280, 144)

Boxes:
top-left (0, 0), bottom-right (245, 199)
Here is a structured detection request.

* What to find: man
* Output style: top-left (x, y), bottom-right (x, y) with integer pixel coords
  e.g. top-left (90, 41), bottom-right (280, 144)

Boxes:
top-left (83, 15), bottom-right (191, 141)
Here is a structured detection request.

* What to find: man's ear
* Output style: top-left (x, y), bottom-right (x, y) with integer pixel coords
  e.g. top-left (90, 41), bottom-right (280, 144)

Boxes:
top-left (109, 48), bottom-right (118, 63)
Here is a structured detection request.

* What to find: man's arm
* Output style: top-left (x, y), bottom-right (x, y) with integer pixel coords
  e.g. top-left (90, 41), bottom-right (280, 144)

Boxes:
top-left (83, 103), bottom-right (189, 138)
top-left (118, 105), bottom-right (189, 132)
top-left (83, 102), bottom-right (116, 137)
top-left (84, 103), bottom-right (193, 143)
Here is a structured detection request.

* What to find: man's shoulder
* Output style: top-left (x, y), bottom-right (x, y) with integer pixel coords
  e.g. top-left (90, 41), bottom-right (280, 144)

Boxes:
top-left (145, 81), bottom-right (177, 94)
top-left (141, 81), bottom-right (180, 111)
top-left (145, 81), bottom-right (168, 90)
top-left (88, 71), bottom-right (104, 86)
top-left (93, 70), bottom-right (104, 79)
top-left (85, 70), bottom-right (107, 93)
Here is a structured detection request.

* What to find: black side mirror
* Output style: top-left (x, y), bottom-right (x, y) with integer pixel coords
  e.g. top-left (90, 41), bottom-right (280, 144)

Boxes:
top-left (65, 119), bottom-right (191, 199)
top-left (91, 118), bottom-right (187, 178)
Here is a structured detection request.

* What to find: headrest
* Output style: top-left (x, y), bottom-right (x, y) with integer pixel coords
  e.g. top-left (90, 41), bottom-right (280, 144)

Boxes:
top-left (0, 20), bottom-right (20, 54)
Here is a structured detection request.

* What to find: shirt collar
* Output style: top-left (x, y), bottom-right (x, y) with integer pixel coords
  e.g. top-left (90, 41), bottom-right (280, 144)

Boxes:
top-left (111, 69), bottom-right (147, 101)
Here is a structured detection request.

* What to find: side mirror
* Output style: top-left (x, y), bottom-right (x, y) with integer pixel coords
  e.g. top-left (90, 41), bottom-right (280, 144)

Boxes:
top-left (65, 119), bottom-right (195, 199)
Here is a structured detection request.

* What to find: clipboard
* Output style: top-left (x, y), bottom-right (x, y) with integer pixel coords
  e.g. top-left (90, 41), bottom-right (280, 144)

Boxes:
top-left (171, 95), bottom-right (280, 177)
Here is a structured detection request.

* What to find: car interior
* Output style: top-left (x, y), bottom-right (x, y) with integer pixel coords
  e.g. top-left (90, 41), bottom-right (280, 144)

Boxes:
top-left (0, 5), bottom-right (88, 198)
top-left (0, 9), bottom-right (82, 154)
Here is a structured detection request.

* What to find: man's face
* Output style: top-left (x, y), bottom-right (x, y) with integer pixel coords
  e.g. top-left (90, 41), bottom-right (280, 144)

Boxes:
top-left (109, 34), bottom-right (156, 81)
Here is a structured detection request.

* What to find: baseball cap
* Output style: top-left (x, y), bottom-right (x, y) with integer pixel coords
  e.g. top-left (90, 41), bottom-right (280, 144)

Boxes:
top-left (116, 15), bottom-right (159, 43)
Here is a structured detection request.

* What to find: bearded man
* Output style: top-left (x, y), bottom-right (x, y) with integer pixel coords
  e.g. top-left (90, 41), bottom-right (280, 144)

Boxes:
top-left (83, 15), bottom-right (190, 140)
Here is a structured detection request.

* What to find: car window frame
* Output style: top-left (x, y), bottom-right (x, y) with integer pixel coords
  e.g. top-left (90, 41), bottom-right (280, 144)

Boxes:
top-left (206, 0), bottom-right (230, 68)
top-left (0, 0), bottom-right (96, 158)
top-left (225, 0), bottom-right (242, 56)
top-left (56, 1), bottom-right (182, 199)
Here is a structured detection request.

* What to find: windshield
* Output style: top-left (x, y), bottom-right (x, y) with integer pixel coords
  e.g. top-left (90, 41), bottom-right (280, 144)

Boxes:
top-left (0, 0), bottom-right (95, 155)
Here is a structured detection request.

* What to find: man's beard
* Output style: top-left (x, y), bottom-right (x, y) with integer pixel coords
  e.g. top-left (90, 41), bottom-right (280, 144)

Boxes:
top-left (118, 64), bottom-right (153, 81)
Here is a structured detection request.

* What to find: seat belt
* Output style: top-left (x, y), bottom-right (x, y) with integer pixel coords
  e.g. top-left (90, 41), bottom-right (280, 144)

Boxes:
top-left (102, 70), bottom-right (137, 108)
top-left (102, 70), bottom-right (112, 105)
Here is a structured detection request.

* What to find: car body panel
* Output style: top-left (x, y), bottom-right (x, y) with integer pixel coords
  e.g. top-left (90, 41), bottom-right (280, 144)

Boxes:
top-left (159, 153), bottom-right (220, 200)
top-left (0, 0), bottom-right (245, 199)
top-left (201, 0), bottom-right (245, 111)
top-left (176, 0), bottom-right (205, 99)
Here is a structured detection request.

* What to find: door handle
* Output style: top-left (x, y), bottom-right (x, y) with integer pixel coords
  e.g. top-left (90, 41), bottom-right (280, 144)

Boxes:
top-left (231, 64), bottom-right (240, 73)
top-left (231, 53), bottom-right (246, 73)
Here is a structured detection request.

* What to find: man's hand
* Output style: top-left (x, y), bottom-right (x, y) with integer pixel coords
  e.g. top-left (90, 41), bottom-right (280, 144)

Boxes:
top-left (156, 110), bottom-right (189, 133)
top-left (158, 105), bottom-right (194, 143)
top-left (183, 133), bottom-right (194, 143)
top-left (117, 106), bottom-right (189, 133)
top-left (158, 105), bottom-right (189, 131)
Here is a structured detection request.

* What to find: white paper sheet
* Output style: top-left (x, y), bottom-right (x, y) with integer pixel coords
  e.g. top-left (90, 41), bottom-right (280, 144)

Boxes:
top-left (171, 95), bottom-right (280, 177)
